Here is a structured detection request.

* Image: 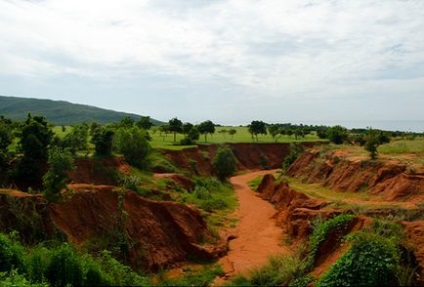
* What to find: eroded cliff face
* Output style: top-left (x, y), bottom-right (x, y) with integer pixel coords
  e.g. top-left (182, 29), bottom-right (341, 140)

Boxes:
top-left (0, 186), bottom-right (227, 272)
top-left (287, 150), bottom-right (424, 201)
top-left (159, 142), bottom-right (321, 175)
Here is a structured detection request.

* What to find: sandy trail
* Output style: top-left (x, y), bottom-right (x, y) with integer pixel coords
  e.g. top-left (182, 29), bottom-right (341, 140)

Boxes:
top-left (218, 169), bottom-right (291, 280)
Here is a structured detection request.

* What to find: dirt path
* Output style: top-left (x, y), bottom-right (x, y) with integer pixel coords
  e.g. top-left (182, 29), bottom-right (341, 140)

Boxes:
top-left (217, 169), bottom-right (291, 281)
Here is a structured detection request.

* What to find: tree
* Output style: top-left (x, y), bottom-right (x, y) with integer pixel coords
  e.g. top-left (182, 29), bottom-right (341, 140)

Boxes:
top-left (327, 125), bottom-right (348, 144)
top-left (0, 118), bottom-right (13, 176)
top-left (268, 124), bottom-right (281, 142)
top-left (43, 147), bottom-right (74, 202)
top-left (118, 117), bottom-right (135, 128)
top-left (212, 146), bottom-right (237, 181)
top-left (197, 120), bottom-right (215, 143)
top-left (17, 114), bottom-right (54, 190)
top-left (248, 120), bottom-right (267, 141)
top-left (114, 126), bottom-right (151, 168)
top-left (228, 129), bottom-right (237, 139)
top-left (168, 118), bottom-right (183, 143)
top-left (364, 128), bottom-right (390, 160)
top-left (137, 116), bottom-right (153, 130)
top-left (91, 128), bottom-right (115, 157)
top-left (62, 124), bottom-right (89, 155)
top-left (182, 122), bottom-right (194, 135)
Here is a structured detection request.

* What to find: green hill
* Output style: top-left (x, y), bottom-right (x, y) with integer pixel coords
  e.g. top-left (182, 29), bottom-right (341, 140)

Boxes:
top-left (0, 95), bottom-right (163, 125)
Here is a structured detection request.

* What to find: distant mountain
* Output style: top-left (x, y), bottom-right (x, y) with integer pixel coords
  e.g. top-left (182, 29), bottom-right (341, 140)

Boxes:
top-left (0, 95), bottom-right (163, 126)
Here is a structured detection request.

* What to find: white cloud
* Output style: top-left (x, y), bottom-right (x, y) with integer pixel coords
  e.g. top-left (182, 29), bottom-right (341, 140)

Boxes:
top-left (0, 0), bottom-right (423, 122)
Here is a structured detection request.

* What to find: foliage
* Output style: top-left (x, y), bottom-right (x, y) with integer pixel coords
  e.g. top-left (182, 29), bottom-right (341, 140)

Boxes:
top-left (137, 116), bottom-right (154, 130)
top-left (212, 146), bottom-right (237, 180)
top-left (43, 147), bottom-right (74, 202)
top-left (113, 126), bottom-right (151, 169)
top-left (282, 143), bottom-right (304, 170)
top-left (0, 269), bottom-right (48, 287)
top-left (316, 231), bottom-right (400, 287)
top-left (364, 128), bottom-right (391, 159)
top-left (307, 214), bottom-right (355, 268)
top-left (180, 126), bottom-right (200, 145)
top-left (61, 124), bottom-right (89, 155)
top-left (326, 125), bottom-right (348, 144)
top-left (91, 127), bottom-right (115, 157)
top-left (228, 250), bottom-right (310, 287)
top-left (157, 264), bottom-right (223, 286)
top-left (248, 120), bottom-right (267, 141)
top-left (197, 120), bottom-right (216, 143)
top-left (247, 175), bottom-right (264, 191)
top-left (16, 114), bottom-right (54, 190)
top-left (168, 117), bottom-right (183, 143)
top-left (0, 233), bottom-right (24, 273)
top-left (0, 119), bottom-right (13, 177)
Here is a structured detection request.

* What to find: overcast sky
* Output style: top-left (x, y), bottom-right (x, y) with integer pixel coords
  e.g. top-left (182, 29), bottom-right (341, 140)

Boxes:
top-left (1, 0), bottom-right (423, 126)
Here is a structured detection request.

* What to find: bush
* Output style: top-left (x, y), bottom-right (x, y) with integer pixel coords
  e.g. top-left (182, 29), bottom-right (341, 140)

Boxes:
top-left (212, 146), bottom-right (237, 181)
top-left (45, 244), bottom-right (84, 286)
top-left (316, 231), bottom-right (400, 287)
top-left (43, 147), bottom-right (74, 202)
top-left (307, 214), bottom-right (354, 268)
top-left (283, 143), bottom-right (303, 170)
top-left (114, 126), bottom-right (151, 169)
top-left (0, 233), bottom-right (24, 273)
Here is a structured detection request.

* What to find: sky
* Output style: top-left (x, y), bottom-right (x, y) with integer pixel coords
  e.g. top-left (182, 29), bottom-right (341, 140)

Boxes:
top-left (0, 0), bottom-right (424, 127)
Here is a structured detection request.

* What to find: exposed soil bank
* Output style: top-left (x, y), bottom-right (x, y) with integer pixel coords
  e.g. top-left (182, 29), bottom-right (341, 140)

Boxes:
top-left (287, 150), bottom-right (424, 202)
top-left (0, 186), bottom-right (227, 272)
top-left (217, 170), bottom-right (291, 282)
top-left (159, 142), bottom-right (323, 175)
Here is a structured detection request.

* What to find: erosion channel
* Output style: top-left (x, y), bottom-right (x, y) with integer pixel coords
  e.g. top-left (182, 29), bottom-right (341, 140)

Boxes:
top-left (217, 169), bottom-right (291, 282)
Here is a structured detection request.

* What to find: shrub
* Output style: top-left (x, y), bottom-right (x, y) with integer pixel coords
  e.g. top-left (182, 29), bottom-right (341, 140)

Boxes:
top-left (283, 143), bottom-right (303, 170)
top-left (316, 231), bottom-right (400, 287)
top-left (0, 233), bottom-right (24, 273)
top-left (43, 147), bottom-right (74, 202)
top-left (114, 126), bottom-right (151, 169)
top-left (212, 146), bottom-right (237, 181)
top-left (307, 214), bottom-right (354, 268)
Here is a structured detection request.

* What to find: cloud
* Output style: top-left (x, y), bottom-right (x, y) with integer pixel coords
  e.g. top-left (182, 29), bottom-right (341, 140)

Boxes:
top-left (0, 0), bottom-right (423, 122)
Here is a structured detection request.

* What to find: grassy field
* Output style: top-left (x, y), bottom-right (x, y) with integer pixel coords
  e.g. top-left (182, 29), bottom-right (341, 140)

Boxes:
top-left (150, 126), bottom-right (325, 150)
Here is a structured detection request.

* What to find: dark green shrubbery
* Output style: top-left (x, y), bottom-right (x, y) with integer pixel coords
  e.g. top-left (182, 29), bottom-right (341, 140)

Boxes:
top-left (0, 233), bottom-right (150, 286)
top-left (316, 231), bottom-right (399, 287)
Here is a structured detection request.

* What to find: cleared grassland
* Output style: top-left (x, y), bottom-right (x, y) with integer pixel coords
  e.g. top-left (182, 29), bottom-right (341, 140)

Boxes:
top-left (150, 126), bottom-right (325, 150)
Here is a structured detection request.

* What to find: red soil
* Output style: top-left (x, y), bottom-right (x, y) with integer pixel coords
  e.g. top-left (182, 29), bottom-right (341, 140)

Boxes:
top-left (217, 170), bottom-right (292, 282)
top-left (159, 142), bottom-right (321, 175)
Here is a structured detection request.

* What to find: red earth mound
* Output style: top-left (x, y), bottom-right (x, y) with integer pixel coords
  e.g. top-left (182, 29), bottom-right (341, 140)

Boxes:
top-left (0, 186), bottom-right (227, 272)
top-left (287, 150), bottom-right (424, 201)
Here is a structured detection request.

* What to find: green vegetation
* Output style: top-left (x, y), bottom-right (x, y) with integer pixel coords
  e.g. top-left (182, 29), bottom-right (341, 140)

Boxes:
top-left (114, 126), bottom-right (151, 169)
top-left (0, 95), bottom-right (162, 125)
top-left (282, 143), bottom-right (304, 170)
top-left (157, 264), bottom-right (223, 286)
top-left (179, 177), bottom-right (237, 228)
top-left (0, 233), bottom-right (151, 286)
top-left (248, 120), bottom-right (267, 141)
top-left (43, 148), bottom-right (74, 202)
top-left (228, 252), bottom-right (309, 287)
top-left (212, 146), bottom-right (237, 181)
top-left (247, 175), bottom-right (264, 190)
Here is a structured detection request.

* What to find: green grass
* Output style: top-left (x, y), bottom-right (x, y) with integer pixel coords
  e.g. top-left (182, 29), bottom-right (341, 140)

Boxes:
top-left (149, 126), bottom-right (325, 150)
top-left (155, 264), bottom-right (223, 286)
top-left (378, 137), bottom-right (424, 155)
top-left (247, 175), bottom-right (265, 191)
